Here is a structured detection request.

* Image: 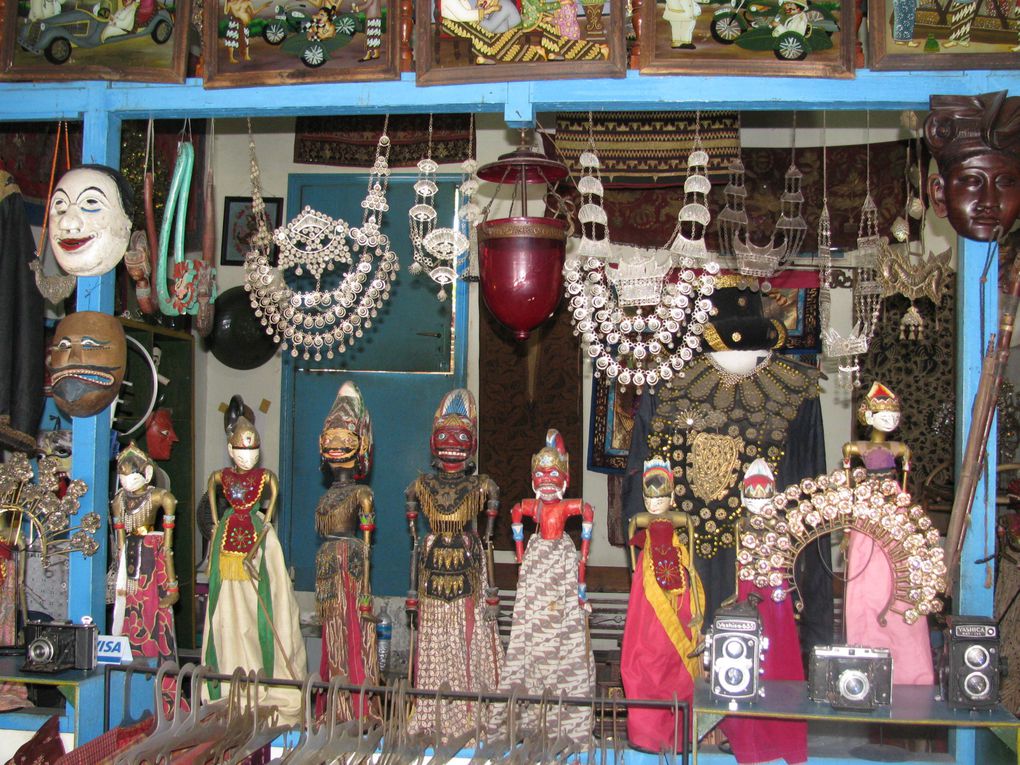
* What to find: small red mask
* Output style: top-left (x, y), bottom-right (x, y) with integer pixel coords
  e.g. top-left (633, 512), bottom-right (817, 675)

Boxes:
top-left (145, 408), bottom-right (179, 461)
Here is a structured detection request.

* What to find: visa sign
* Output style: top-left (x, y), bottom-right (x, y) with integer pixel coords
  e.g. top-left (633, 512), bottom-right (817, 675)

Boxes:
top-left (96, 635), bottom-right (133, 664)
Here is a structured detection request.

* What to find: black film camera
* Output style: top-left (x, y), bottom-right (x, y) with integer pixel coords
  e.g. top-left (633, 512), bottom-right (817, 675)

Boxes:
top-left (808, 645), bottom-right (893, 711)
top-left (938, 615), bottom-right (1004, 711)
top-left (703, 596), bottom-right (767, 703)
top-left (23, 621), bottom-right (97, 673)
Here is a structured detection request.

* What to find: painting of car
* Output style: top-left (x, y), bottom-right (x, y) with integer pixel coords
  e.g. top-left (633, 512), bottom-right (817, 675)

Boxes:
top-left (17, 1), bottom-right (175, 65)
top-left (710, 0), bottom-right (837, 59)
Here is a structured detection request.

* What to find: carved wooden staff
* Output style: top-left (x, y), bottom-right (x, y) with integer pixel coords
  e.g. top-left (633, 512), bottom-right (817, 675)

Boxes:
top-left (945, 250), bottom-right (1020, 591)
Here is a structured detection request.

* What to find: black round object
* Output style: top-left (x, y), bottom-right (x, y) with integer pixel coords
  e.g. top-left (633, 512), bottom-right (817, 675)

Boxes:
top-left (206, 286), bottom-right (279, 370)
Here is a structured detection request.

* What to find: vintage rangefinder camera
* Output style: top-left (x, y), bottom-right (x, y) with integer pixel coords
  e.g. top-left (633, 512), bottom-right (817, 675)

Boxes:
top-left (808, 645), bottom-right (893, 711)
top-left (703, 596), bottom-right (767, 703)
top-left (938, 615), bottom-right (1003, 711)
top-left (23, 621), bottom-right (97, 673)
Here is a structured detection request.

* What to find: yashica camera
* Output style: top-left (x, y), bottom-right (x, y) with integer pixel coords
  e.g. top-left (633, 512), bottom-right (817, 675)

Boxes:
top-left (703, 596), bottom-right (768, 703)
top-left (808, 645), bottom-right (893, 711)
top-left (23, 621), bottom-right (97, 673)
top-left (938, 615), bottom-right (1004, 711)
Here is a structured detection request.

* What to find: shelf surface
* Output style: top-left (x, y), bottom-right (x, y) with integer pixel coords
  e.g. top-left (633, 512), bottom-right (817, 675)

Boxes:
top-left (694, 679), bottom-right (1020, 728)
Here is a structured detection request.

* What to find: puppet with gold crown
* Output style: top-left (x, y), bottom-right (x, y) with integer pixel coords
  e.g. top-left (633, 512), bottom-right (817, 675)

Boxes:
top-left (842, 382), bottom-right (934, 685)
top-left (406, 389), bottom-right (502, 740)
top-left (315, 381), bottom-right (379, 717)
top-left (202, 400), bottom-right (307, 721)
top-left (621, 458), bottom-right (704, 753)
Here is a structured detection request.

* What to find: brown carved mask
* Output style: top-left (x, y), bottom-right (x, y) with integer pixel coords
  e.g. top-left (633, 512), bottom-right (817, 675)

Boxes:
top-left (145, 408), bottom-right (179, 461)
top-left (925, 91), bottom-right (1020, 242)
top-left (48, 311), bottom-right (126, 418)
top-left (928, 153), bottom-right (1020, 243)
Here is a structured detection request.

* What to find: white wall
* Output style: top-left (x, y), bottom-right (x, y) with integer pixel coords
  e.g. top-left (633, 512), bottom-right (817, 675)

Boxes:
top-left (199, 112), bottom-right (960, 580)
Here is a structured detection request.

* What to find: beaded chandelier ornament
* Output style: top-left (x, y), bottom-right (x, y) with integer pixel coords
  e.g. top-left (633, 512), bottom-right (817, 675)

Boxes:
top-left (717, 113), bottom-right (807, 279)
top-left (244, 119), bottom-right (400, 361)
top-left (563, 113), bottom-right (718, 392)
top-left (0, 453), bottom-right (100, 565)
top-left (876, 141), bottom-right (953, 341)
top-left (738, 466), bottom-right (945, 625)
top-left (409, 114), bottom-right (479, 301)
top-left (818, 119), bottom-right (867, 390)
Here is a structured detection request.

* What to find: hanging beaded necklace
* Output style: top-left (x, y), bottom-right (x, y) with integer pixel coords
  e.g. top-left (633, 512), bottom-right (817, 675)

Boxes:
top-left (243, 118), bottom-right (400, 361)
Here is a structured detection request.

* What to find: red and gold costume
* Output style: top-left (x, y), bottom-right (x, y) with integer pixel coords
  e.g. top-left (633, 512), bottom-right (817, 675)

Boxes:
top-left (621, 459), bottom-right (704, 753)
top-left (492, 429), bottom-right (596, 745)
top-left (110, 443), bottom-right (179, 713)
top-left (407, 389), bottom-right (502, 740)
top-left (201, 413), bottom-right (306, 723)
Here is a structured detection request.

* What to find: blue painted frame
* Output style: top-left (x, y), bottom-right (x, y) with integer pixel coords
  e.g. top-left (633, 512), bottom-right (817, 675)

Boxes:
top-left (4, 71), bottom-right (1004, 762)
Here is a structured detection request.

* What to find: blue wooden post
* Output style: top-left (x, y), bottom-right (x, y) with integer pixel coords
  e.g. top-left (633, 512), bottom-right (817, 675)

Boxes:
top-left (68, 88), bottom-right (122, 629)
top-left (953, 235), bottom-right (1000, 764)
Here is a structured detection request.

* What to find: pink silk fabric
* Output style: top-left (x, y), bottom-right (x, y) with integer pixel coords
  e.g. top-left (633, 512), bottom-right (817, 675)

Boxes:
top-left (844, 531), bottom-right (934, 685)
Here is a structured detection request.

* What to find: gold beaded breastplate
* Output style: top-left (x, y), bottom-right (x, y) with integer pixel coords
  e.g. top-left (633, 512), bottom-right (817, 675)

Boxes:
top-left (414, 473), bottom-right (488, 602)
top-left (315, 482), bottom-right (371, 537)
top-left (647, 355), bottom-right (819, 558)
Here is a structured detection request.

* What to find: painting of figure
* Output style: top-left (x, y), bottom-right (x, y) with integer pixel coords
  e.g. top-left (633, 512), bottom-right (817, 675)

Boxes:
top-left (202, 0), bottom-right (399, 86)
top-left (869, 0), bottom-right (1019, 68)
top-left (416, 0), bottom-right (625, 84)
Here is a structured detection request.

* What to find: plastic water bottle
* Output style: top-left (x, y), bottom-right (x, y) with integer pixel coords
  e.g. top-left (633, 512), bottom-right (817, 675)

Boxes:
top-left (377, 610), bottom-right (392, 674)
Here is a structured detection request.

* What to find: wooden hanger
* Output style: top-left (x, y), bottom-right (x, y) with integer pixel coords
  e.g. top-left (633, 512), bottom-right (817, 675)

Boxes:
top-left (225, 671), bottom-right (288, 765)
top-left (113, 660), bottom-right (181, 765)
top-left (116, 662), bottom-right (194, 765)
top-left (266, 672), bottom-right (319, 765)
top-left (154, 665), bottom-right (230, 764)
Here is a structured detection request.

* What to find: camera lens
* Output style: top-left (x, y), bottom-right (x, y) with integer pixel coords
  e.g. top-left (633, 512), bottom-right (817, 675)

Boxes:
top-left (964, 645), bottom-right (990, 670)
top-left (28, 637), bottom-right (54, 664)
top-left (723, 637), bottom-right (747, 659)
top-left (964, 672), bottom-right (990, 699)
top-left (838, 669), bottom-right (870, 701)
top-left (719, 664), bottom-right (749, 693)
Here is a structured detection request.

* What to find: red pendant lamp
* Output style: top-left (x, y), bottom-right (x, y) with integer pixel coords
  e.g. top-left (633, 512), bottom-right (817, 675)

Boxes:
top-left (477, 134), bottom-right (568, 340)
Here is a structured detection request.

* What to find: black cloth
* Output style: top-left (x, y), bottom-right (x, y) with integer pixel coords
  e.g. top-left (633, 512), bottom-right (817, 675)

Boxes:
top-left (0, 172), bottom-right (44, 453)
top-left (623, 380), bottom-right (833, 653)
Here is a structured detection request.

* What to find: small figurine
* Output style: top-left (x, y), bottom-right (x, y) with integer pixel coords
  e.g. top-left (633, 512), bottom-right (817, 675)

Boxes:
top-left (842, 382), bottom-right (934, 685)
top-left (494, 429), bottom-right (595, 745)
top-left (111, 443), bottom-right (179, 662)
top-left (621, 459), bottom-right (703, 753)
top-left (924, 91), bottom-right (1020, 242)
top-left (110, 442), bottom-right (180, 712)
top-left (47, 165), bottom-right (133, 278)
top-left (406, 389), bottom-right (502, 740)
top-left (202, 405), bottom-right (307, 721)
top-left (315, 381), bottom-right (378, 717)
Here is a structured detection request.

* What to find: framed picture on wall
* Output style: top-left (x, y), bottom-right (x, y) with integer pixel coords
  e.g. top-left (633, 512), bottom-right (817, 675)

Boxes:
top-left (0, 0), bottom-right (190, 81)
top-left (221, 195), bottom-right (283, 267)
top-left (202, 0), bottom-right (401, 88)
top-left (868, 0), bottom-right (1019, 69)
top-left (415, 0), bottom-right (627, 85)
top-left (637, 0), bottom-right (854, 77)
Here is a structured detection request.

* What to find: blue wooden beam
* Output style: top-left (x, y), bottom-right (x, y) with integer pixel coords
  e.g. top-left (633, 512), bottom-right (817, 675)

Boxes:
top-left (67, 103), bottom-right (122, 629)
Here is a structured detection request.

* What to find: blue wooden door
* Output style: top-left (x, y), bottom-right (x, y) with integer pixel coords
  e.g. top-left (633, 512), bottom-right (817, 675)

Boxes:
top-left (278, 173), bottom-right (466, 596)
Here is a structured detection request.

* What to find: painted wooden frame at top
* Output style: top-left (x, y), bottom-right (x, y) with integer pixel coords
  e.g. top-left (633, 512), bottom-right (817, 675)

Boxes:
top-left (0, 0), bottom-right (190, 82)
top-left (637, 0), bottom-right (855, 78)
top-left (868, 0), bottom-right (1020, 70)
top-left (415, 0), bottom-right (627, 85)
top-left (202, 0), bottom-right (400, 87)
